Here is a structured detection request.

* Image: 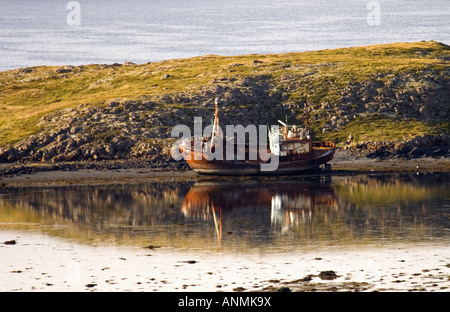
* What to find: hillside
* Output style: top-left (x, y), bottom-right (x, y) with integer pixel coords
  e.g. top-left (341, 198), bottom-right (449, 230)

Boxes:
top-left (0, 41), bottom-right (449, 165)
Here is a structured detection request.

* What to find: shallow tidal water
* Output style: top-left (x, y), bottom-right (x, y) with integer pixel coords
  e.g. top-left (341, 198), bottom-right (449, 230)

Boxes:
top-left (1, 173), bottom-right (449, 252)
top-left (1, 172), bottom-right (449, 291)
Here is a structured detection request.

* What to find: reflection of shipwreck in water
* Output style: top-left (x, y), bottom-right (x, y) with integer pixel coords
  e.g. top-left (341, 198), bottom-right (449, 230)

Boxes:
top-left (180, 180), bottom-right (337, 245)
top-left (271, 184), bottom-right (338, 232)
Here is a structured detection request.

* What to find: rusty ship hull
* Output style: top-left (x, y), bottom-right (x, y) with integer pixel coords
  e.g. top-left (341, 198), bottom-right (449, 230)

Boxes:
top-left (180, 140), bottom-right (335, 176)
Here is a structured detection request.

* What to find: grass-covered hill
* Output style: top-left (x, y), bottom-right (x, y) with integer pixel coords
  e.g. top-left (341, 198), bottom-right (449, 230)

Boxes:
top-left (0, 41), bottom-right (449, 164)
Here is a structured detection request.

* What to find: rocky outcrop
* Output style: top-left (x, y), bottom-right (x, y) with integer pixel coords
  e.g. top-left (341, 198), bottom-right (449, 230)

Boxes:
top-left (314, 71), bottom-right (450, 135)
top-left (343, 134), bottom-right (450, 159)
top-left (0, 100), bottom-right (177, 164)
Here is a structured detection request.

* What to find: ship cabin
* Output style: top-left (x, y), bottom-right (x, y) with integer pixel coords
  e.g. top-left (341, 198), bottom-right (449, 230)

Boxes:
top-left (269, 120), bottom-right (312, 159)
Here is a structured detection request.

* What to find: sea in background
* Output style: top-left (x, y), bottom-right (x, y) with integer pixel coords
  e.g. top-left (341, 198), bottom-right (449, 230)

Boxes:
top-left (0, 0), bottom-right (449, 72)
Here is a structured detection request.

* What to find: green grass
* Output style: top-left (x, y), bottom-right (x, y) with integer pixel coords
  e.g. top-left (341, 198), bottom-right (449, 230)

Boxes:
top-left (322, 114), bottom-right (445, 145)
top-left (0, 41), bottom-right (448, 147)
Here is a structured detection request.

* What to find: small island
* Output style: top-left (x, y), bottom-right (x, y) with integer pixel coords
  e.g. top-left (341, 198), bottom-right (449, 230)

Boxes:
top-left (0, 41), bottom-right (448, 180)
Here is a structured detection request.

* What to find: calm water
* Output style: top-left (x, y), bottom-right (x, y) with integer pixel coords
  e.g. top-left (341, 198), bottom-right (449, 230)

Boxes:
top-left (1, 0), bottom-right (449, 71)
top-left (1, 173), bottom-right (449, 253)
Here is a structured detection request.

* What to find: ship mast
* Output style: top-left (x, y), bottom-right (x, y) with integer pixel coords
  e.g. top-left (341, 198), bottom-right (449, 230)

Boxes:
top-left (303, 103), bottom-right (309, 132)
top-left (210, 97), bottom-right (220, 151)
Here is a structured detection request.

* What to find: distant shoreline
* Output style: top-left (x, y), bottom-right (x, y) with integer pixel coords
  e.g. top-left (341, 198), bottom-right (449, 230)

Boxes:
top-left (0, 151), bottom-right (448, 188)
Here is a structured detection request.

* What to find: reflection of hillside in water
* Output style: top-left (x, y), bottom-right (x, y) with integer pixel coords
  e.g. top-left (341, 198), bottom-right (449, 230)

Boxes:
top-left (0, 183), bottom-right (192, 244)
top-left (328, 173), bottom-right (450, 243)
top-left (0, 173), bottom-right (448, 249)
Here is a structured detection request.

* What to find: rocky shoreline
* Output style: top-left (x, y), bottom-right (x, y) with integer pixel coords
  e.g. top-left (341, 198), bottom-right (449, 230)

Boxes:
top-left (0, 158), bottom-right (188, 178)
top-left (343, 134), bottom-right (450, 159)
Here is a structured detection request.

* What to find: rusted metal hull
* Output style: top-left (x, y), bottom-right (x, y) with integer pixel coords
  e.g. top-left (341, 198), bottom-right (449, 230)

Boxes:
top-left (180, 141), bottom-right (335, 176)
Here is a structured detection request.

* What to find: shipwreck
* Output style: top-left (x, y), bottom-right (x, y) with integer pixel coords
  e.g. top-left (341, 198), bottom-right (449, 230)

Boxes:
top-left (178, 98), bottom-right (335, 175)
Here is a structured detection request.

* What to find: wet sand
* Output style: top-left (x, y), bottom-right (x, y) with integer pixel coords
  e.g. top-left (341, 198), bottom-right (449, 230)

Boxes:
top-left (0, 167), bottom-right (200, 187)
top-left (1, 230), bottom-right (449, 292)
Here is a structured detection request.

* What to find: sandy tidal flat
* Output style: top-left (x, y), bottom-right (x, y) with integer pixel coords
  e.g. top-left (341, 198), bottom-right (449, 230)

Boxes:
top-left (1, 230), bottom-right (449, 292)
